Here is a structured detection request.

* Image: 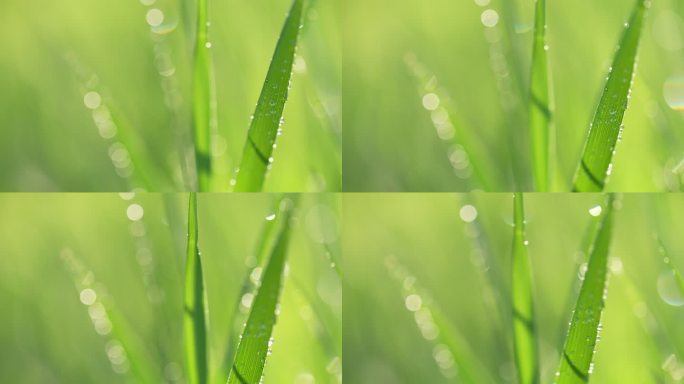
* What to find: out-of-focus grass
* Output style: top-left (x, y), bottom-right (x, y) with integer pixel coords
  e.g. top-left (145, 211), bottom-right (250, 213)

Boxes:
top-left (343, 0), bottom-right (684, 191)
top-left (0, 0), bottom-right (340, 192)
top-left (0, 193), bottom-right (341, 383)
top-left (343, 193), bottom-right (684, 383)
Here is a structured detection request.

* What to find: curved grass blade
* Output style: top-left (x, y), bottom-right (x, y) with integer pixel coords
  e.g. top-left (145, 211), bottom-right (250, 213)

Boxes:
top-left (60, 249), bottom-right (163, 383)
top-left (216, 195), bottom-right (285, 383)
top-left (555, 194), bottom-right (615, 384)
top-left (64, 54), bottom-right (163, 190)
top-left (656, 236), bottom-right (684, 296)
top-left (572, 0), bottom-right (649, 192)
top-left (403, 53), bottom-right (495, 191)
top-left (529, 0), bottom-right (552, 192)
top-left (184, 193), bottom-right (209, 384)
top-left (233, 0), bottom-right (306, 192)
top-left (384, 256), bottom-right (496, 383)
top-left (511, 193), bottom-right (539, 384)
top-left (227, 198), bottom-right (296, 383)
top-left (192, 0), bottom-right (217, 191)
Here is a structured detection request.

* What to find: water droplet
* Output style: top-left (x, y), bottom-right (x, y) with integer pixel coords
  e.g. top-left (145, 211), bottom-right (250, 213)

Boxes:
top-left (127, 204), bottom-right (144, 221)
top-left (664, 75), bottom-right (684, 110)
top-left (481, 9), bottom-right (499, 28)
top-left (205, 42), bottom-right (212, 48)
top-left (578, 262), bottom-right (588, 281)
top-left (241, 293), bottom-right (254, 308)
top-left (657, 270), bottom-right (684, 306)
top-left (589, 205), bottom-right (602, 217)
top-left (405, 294), bottom-right (422, 311)
top-left (83, 91), bottom-right (102, 109)
top-left (422, 93), bottom-right (440, 111)
top-left (146, 8), bottom-right (164, 27)
top-left (265, 213), bottom-right (276, 221)
top-left (459, 205), bottom-right (478, 223)
top-left (80, 288), bottom-right (97, 305)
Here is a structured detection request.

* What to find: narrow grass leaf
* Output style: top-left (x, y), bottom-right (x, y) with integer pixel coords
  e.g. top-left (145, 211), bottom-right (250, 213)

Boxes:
top-left (385, 256), bottom-right (496, 383)
top-left (227, 198), bottom-right (296, 383)
top-left (192, 0), bottom-right (217, 191)
top-left (184, 192), bottom-right (209, 384)
top-left (656, 236), bottom-right (684, 296)
top-left (556, 194), bottom-right (615, 383)
top-left (404, 53), bottom-right (494, 191)
top-left (572, 0), bottom-right (649, 192)
top-left (60, 249), bottom-right (163, 383)
top-left (528, 0), bottom-right (552, 191)
top-left (511, 193), bottom-right (539, 384)
top-left (217, 195), bottom-right (285, 383)
top-left (233, 0), bottom-right (306, 192)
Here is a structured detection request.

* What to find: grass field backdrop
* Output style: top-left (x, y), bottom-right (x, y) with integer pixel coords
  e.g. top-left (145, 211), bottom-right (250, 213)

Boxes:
top-left (0, 193), bottom-right (341, 383)
top-left (343, 0), bottom-right (684, 192)
top-left (0, 0), bottom-right (340, 192)
top-left (343, 193), bottom-right (684, 383)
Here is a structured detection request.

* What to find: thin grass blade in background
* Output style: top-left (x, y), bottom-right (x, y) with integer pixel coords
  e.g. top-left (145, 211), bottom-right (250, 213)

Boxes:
top-left (404, 53), bottom-right (494, 191)
top-left (511, 193), bottom-right (539, 384)
top-left (233, 0), bottom-right (306, 192)
top-left (528, 0), bottom-right (552, 192)
top-left (192, 0), bottom-right (217, 191)
top-left (227, 198), bottom-right (296, 383)
top-left (384, 256), bottom-right (496, 383)
top-left (656, 236), bottom-right (684, 297)
top-left (556, 194), bottom-right (615, 383)
top-left (61, 249), bottom-right (163, 383)
top-left (184, 193), bottom-right (209, 384)
top-left (572, 0), bottom-right (649, 192)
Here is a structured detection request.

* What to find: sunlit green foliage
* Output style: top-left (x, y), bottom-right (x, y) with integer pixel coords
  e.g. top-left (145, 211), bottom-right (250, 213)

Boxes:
top-left (344, 0), bottom-right (680, 191)
top-left (0, 194), bottom-right (341, 383)
top-left (343, 193), bottom-right (684, 382)
top-left (0, 0), bottom-right (340, 191)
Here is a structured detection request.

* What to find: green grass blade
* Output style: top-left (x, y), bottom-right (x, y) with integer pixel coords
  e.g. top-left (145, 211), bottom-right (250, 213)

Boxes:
top-left (556, 194), bottom-right (615, 384)
top-left (184, 192), bottom-right (209, 384)
top-left (572, 0), bottom-right (649, 192)
top-left (403, 53), bottom-right (495, 191)
top-left (657, 237), bottom-right (684, 296)
top-left (217, 195), bottom-right (285, 383)
top-left (233, 0), bottom-right (306, 192)
top-left (60, 249), bottom-right (163, 383)
top-left (511, 193), bottom-right (539, 384)
top-left (384, 256), bottom-right (496, 383)
top-left (192, 0), bottom-right (216, 191)
top-left (227, 199), bottom-right (295, 383)
top-left (529, 0), bottom-right (552, 192)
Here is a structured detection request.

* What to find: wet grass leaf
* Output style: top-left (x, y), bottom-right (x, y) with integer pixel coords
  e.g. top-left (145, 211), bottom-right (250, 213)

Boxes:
top-left (233, 0), bottom-right (306, 192)
top-left (217, 195), bottom-right (285, 382)
top-left (528, 0), bottom-right (552, 192)
top-left (572, 0), bottom-right (649, 192)
top-left (556, 194), bottom-right (615, 383)
top-left (511, 193), bottom-right (539, 384)
top-left (184, 192), bottom-right (209, 384)
top-left (192, 0), bottom-right (217, 191)
top-left (227, 197), bottom-right (296, 383)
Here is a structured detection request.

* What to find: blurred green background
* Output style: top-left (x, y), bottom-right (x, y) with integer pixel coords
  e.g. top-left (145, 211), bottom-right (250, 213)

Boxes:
top-left (343, 193), bottom-right (684, 383)
top-left (0, 0), bottom-right (340, 192)
top-left (0, 193), bottom-right (341, 383)
top-left (343, 0), bottom-right (684, 192)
